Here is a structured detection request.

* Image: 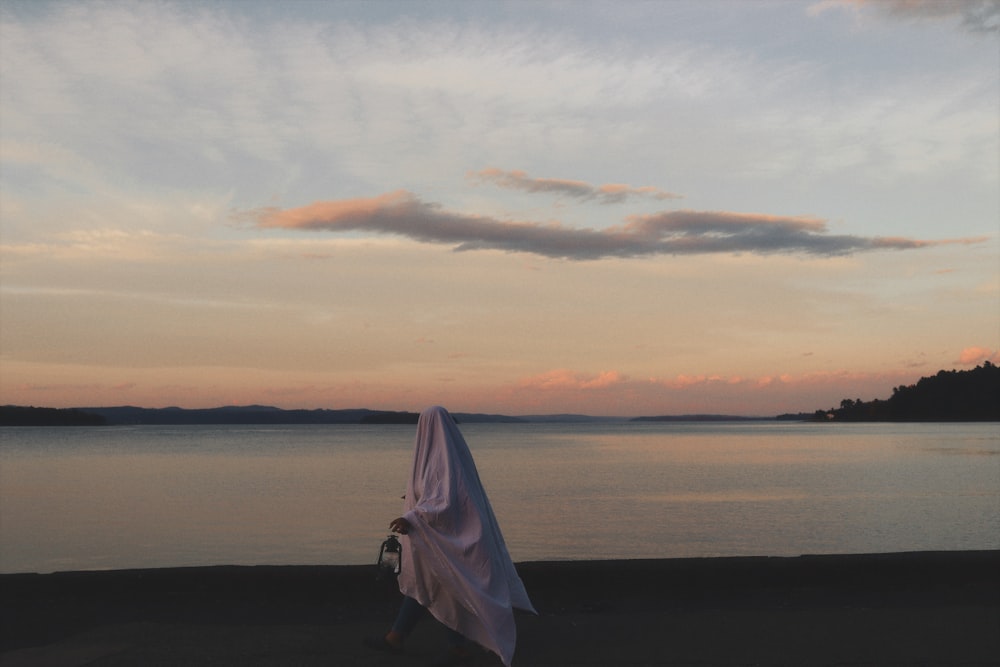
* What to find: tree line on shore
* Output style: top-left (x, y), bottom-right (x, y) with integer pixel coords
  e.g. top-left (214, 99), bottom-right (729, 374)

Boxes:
top-left (0, 406), bottom-right (107, 426)
top-left (810, 362), bottom-right (998, 422)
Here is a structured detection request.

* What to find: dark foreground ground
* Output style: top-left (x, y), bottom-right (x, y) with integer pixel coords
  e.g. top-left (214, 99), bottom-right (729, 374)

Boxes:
top-left (1, 551), bottom-right (997, 667)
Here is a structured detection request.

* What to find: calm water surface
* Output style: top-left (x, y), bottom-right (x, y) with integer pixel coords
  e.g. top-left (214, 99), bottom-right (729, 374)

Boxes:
top-left (1, 421), bottom-right (997, 573)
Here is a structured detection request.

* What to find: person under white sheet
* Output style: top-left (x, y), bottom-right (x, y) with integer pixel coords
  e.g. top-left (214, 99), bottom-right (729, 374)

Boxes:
top-left (366, 406), bottom-right (535, 666)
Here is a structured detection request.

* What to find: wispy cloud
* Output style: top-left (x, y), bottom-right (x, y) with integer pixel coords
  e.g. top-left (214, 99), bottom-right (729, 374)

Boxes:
top-left (247, 190), bottom-right (982, 260)
top-left (811, 0), bottom-right (1000, 33)
top-left (469, 168), bottom-right (682, 204)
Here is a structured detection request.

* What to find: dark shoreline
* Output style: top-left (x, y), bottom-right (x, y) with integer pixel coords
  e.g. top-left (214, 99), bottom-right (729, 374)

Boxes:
top-left (2, 550), bottom-right (998, 666)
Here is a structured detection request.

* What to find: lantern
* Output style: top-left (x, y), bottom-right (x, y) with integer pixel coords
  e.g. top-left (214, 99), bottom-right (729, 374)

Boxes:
top-left (376, 533), bottom-right (402, 579)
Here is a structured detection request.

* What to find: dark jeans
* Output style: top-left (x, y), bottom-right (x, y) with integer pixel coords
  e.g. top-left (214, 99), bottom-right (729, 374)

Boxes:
top-left (392, 595), bottom-right (467, 648)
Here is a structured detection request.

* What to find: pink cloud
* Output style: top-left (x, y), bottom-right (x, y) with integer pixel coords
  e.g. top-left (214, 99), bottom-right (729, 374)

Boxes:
top-left (251, 191), bottom-right (415, 231)
top-left (664, 374), bottom-right (736, 389)
top-left (958, 346), bottom-right (1000, 365)
top-left (599, 184), bottom-right (679, 201)
top-left (519, 369), bottom-right (628, 391)
top-left (644, 370), bottom-right (903, 393)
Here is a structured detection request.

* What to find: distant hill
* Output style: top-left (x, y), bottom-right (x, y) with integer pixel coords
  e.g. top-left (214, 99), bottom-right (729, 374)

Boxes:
top-left (814, 362), bottom-right (999, 422)
top-left (632, 414), bottom-right (770, 423)
top-left (0, 405), bottom-right (530, 426)
top-left (361, 411), bottom-right (527, 424)
top-left (0, 406), bottom-right (107, 426)
top-left (78, 405), bottom-right (382, 425)
top-left (519, 414), bottom-right (626, 423)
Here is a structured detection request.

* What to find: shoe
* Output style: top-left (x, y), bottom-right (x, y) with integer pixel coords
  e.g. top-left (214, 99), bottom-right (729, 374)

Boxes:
top-left (363, 636), bottom-right (404, 654)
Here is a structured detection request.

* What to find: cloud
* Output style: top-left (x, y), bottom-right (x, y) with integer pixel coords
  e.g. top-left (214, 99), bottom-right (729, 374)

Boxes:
top-left (958, 346), bottom-right (1000, 365)
top-left (663, 374), bottom-right (747, 389)
top-left (498, 367), bottom-right (937, 415)
top-left (811, 0), bottom-right (1000, 33)
top-left (519, 369), bottom-right (628, 391)
top-left (247, 190), bottom-right (983, 260)
top-left (469, 168), bottom-right (683, 204)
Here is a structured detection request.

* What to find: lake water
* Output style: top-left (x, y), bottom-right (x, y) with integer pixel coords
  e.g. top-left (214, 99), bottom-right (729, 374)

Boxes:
top-left (1, 421), bottom-right (997, 574)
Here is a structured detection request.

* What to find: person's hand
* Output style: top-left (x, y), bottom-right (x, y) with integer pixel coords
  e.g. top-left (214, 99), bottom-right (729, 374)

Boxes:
top-left (389, 517), bottom-right (411, 534)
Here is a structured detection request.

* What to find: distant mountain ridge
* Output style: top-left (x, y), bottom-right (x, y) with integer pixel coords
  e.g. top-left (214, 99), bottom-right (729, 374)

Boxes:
top-left (1, 405), bottom-right (725, 426)
top-left (0, 405), bottom-right (530, 426)
top-left (80, 405), bottom-right (382, 425)
top-left (77, 406), bottom-right (526, 425)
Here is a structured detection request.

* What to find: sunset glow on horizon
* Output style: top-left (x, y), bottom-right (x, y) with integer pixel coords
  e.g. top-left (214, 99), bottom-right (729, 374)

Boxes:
top-left (1, 0), bottom-right (997, 417)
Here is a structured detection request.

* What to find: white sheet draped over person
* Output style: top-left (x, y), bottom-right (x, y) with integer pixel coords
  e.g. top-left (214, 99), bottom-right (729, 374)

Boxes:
top-left (394, 406), bottom-right (535, 666)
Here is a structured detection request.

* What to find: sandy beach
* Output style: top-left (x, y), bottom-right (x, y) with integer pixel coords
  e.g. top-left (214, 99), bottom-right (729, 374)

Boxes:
top-left (2, 551), bottom-right (997, 666)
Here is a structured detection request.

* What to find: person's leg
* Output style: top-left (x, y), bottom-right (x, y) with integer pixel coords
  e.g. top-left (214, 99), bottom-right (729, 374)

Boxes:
top-left (386, 596), bottom-right (426, 646)
top-left (364, 596), bottom-right (426, 653)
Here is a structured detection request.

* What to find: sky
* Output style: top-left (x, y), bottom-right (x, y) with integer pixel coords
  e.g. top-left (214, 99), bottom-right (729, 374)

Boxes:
top-left (1, 0), bottom-right (997, 417)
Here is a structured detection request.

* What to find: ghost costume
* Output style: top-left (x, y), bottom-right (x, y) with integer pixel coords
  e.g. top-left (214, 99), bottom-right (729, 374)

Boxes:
top-left (397, 406), bottom-right (535, 666)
